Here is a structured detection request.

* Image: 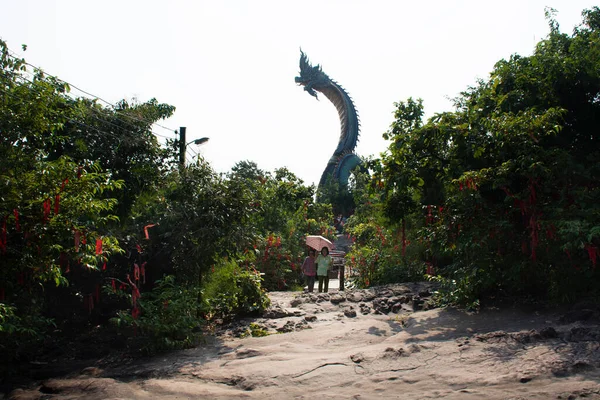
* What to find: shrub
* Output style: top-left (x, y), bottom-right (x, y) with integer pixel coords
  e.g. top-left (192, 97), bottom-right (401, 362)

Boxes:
top-left (111, 275), bottom-right (203, 354)
top-left (203, 257), bottom-right (270, 320)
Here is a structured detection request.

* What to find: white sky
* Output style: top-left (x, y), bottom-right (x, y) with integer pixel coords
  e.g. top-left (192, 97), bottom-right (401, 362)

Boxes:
top-left (1, 0), bottom-right (596, 186)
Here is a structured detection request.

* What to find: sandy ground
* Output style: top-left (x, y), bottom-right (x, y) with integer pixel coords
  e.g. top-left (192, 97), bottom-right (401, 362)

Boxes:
top-left (6, 281), bottom-right (600, 400)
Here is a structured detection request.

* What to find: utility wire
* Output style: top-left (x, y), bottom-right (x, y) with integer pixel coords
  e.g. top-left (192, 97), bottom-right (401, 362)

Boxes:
top-left (10, 68), bottom-right (175, 141)
top-left (5, 48), bottom-right (179, 137)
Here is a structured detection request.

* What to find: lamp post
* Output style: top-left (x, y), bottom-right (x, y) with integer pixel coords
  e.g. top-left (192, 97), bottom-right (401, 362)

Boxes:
top-left (179, 126), bottom-right (209, 168)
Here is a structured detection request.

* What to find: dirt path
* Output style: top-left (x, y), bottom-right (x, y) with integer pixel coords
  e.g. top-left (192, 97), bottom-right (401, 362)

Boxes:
top-left (7, 284), bottom-right (600, 399)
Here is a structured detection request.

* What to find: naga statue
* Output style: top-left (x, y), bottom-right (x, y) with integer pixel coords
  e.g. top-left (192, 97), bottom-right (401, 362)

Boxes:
top-left (295, 50), bottom-right (362, 198)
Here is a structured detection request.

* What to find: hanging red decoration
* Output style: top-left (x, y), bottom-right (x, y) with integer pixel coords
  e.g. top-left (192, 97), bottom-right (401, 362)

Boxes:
top-left (111, 279), bottom-right (116, 292)
top-left (141, 262), bottom-right (146, 284)
top-left (13, 209), bottom-right (20, 232)
top-left (131, 306), bottom-right (141, 320)
top-left (585, 244), bottom-right (598, 268)
top-left (134, 263), bottom-right (140, 281)
top-left (42, 198), bottom-right (52, 224)
top-left (136, 244), bottom-right (142, 254)
top-left (127, 274), bottom-right (141, 308)
top-left (54, 194), bottom-right (60, 215)
top-left (143, 223), bottom-right (157, 240)
top-left (426, 262), bottom-right (434, 275)
top-left (95, 237), bottom-right (103, 255)
top-left (102, 262), bottom-right (107, 271)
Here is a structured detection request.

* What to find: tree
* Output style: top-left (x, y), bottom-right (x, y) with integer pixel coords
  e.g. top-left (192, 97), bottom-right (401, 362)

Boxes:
top-left (374, 7), bottom-right (600, 303)
top-left (0, 40), bottom-right (123, 360)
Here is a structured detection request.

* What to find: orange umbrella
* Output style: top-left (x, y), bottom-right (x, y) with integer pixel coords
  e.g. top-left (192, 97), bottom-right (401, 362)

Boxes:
top-left (306, 235), bottom-right (334, 252)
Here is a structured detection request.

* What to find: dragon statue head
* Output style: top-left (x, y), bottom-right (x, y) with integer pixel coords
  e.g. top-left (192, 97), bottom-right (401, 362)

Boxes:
top-left (295, 50), bottom-right (330, 99)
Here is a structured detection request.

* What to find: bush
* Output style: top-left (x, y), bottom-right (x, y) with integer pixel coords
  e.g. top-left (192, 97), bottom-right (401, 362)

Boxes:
top-left (0, 303), bottom-right (55, 363)
top-left (203, 257), bottom-right (270, 320)
top-left (111, 276), bottom-right (203, 354)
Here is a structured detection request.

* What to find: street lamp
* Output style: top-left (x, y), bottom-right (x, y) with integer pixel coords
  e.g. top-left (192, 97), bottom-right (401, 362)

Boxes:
top-left (179, 126), bottom-right (210, 168)
top-left (187, 137), bottom-right (210, 146)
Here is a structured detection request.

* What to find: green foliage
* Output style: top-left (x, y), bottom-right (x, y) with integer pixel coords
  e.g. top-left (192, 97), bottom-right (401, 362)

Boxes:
top-left (369, 7), bottom-right (600, 305)
top-left (202, 257), bottom-right (270, 320)
top-left (0, 302), bottom-right (56, 362)
top-left (111, 276), bottom-right (203, 354)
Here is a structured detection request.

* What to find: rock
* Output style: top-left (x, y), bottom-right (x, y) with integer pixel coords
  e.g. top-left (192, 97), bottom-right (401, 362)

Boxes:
top-left (390, 303), bottom-right (403, 313)
top-left (276, 321), bottom-right (296, 333)
top-left (305, 315), bottom-right (317, 322)
top-left (566, 326), bottom-right (600, 342)
top-left (422, 300), bottom-right (436, 311)
top-left (513, 330), bottom-right (542, 344)
top-left (372, 299), bottom-right (391, 314)
top-left (540, 326), bottom-right (558, 339)
top-left (344, 307), bottom-right (357, 318)
top-left (316, 294), bottom-right (330, 303)
top-left (392, 287), bottom-right (412, 295)
top-left (346, 292), bottom-right (364, 302)
top-left (359, 303), bottom-right (371, 315)
top-left (235, 349), bottom-right (262, 359)
top-left (412, 297), bottom-right (424, 311)
top-left (263, 305), bottom-right (295, 319)
top-left (80, 367), bottom-right (102, 376)
top-left (295, 320), bottom-right (311, 330)
top-left (381, 347), bottom-right (406, 359)
top-left (418, 290), bottom-right (431, 297)
top-left (290, 298), bottom-right (303, 307)
top-left (350, 353), bottom-right (365, 363)
top-left (330, 294), bottom-right (346, 304)
top-left (571, 360), bottom-right (595, 373)
top-left (362, 291), bottom-right (376, 302)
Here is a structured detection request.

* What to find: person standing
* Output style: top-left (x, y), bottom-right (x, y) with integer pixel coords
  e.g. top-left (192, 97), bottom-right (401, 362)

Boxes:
top-left (301, 249), bottom-right (317, 292)
top-left (315, 247), bottom-right (333, 293)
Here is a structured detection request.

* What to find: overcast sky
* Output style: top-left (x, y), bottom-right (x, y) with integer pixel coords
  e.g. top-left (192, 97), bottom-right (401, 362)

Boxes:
top-left (1, 1), bottom-right (596, 186)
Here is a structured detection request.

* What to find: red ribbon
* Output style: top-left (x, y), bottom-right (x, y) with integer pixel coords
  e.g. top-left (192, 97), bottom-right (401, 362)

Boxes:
top-left (141, 262), bottom-right (146, 284)
top-left (95, 237), bottom-right (103, 255)
top-left (42, 198), bottom-right (52, 224)
top-left (134, 263), bottom-right (140, 281)
top-left (585, 244), bottom-right (598, 268)
top-left (143, 224), bottom-right (157, 240)
top-left (127, 274), bottom-right (141, 308)
top-left (54, 194), bottom-right (60, 215)
top-left (132, 306), bottom-right (141, 320)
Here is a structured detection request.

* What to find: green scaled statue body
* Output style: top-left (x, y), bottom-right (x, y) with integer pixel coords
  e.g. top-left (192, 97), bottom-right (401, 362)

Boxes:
top-left (295, 51), bottom-right (362, 196)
